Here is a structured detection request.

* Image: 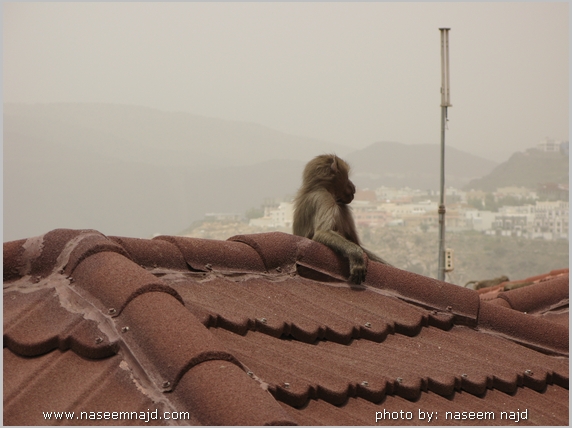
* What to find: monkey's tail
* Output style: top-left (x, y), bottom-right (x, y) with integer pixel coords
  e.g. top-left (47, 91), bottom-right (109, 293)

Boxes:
top-left (363, 248), bottom-right (392, 267)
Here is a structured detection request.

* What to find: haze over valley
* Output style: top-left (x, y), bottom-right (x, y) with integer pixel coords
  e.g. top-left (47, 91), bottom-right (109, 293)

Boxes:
top-left (5, 102), bottom-right (506, 242)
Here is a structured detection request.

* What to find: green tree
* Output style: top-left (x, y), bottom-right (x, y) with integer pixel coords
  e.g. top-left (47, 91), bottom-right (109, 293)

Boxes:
top-left (484, 193), bottom-right (498, 211)
top-left (245, 207), bottom-right (264, 219)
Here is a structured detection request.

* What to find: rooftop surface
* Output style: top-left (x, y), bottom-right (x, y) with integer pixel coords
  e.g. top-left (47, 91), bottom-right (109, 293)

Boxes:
top-left (3, 229), bottom-right (569, 425)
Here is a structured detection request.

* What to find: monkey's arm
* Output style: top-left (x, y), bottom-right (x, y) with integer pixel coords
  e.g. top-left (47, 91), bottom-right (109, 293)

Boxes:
top-left (313, 229), bottom-right (367, 285)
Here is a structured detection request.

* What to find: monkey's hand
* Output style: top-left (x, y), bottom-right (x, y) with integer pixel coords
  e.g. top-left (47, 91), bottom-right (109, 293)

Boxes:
top-left (313, 230), bottom-right (367, 285)
top-left (348, 248), bottom-right (367, 285)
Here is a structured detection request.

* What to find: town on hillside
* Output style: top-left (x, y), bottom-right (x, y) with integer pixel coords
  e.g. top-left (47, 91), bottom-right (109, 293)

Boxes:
top-left (183, 139), bottom-right (568, 285)
top-left (202, 138), bottom-right (570, 242)
top-left (246, 182), bottom-right (567, 242)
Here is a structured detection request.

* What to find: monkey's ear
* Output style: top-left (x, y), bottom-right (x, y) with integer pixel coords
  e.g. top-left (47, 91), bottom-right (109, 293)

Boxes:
top-left (329, 156), bottom-right (339, 174)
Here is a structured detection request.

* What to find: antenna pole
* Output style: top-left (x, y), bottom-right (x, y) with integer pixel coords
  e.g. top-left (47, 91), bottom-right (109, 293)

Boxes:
top-left (438, 28), bottom-right (451, 281)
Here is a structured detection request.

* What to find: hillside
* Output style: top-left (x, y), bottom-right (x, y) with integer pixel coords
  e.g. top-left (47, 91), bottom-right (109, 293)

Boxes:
top-left (464, 149), bottom-right (568, 191)
top-left (346, 141), bottom-right (498, 191)
top-left (361, 227), bottom-right (568, 284)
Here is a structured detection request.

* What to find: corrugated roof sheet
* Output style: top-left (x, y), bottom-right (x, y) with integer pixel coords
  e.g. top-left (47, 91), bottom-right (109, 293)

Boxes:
top-left (4, 229), bottom-right (569, 425)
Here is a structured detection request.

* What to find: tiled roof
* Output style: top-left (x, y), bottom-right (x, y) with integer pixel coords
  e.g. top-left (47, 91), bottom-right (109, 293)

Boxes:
top-left (477, 269), bottom-right (568, 296)
top-left (478, 270), bottom-right (569, 327)
top-left (4, 229), bottom-right (569, 425)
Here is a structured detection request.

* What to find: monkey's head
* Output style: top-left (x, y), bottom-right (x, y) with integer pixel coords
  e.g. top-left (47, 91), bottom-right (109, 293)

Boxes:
top-left (302, 154), bottom-right (356, 205)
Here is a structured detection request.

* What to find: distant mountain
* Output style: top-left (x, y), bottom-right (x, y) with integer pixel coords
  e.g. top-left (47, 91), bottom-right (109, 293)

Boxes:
top-left (4, 103), bottom-right (350, 170)
top-left (4, 103), bottom-right (326, 241)
top-left (464, 149), bottom-right (569, 191)
top-left (345, 141), bottom-right (498, 191)
top-left (3, 103), bottom-right (503, 242)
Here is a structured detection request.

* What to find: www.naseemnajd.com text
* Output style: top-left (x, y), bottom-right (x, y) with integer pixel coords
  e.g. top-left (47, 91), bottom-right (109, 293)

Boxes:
top-left (43, 409), bottom-right (189, 423)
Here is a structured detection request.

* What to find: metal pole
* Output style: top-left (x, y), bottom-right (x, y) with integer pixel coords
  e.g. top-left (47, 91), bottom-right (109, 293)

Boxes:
top-left (438, 28), bottom-right (451, 281)
top-left (438, 105), bottom-right (447, 281)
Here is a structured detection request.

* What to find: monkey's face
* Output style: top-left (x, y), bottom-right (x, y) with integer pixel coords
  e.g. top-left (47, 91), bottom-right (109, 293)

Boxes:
top-left (336, 175), bottom-right (356, 205)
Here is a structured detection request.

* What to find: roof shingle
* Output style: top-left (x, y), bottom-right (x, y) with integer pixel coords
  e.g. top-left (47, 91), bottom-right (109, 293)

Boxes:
top-left (4, 228), bottom-right (569, 425)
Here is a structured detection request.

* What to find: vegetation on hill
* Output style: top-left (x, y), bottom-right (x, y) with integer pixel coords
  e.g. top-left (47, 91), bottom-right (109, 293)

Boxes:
top-left (362, 226), bottom-right (568, 285)
top-left (467, 194), bottom-right (538, 212)
top-left (464, 149), bottom-right (568, 191)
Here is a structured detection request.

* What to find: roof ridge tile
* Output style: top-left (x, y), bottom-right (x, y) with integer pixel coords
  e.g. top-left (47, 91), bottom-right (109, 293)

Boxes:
top-left (365, 262), bottom-right (481, 325)
top-left (71, 251), bottom-right (183, 317)
top-left (117, 292), bottom-right (243, 392)
top-left (4, 229), bottom-right (124, 282)
top-left (63, 231), bottom-right (131, 275)
top-left (109, 236), bottom-right (188, 271)
top-left (295, 239), bottom-right (354, 281)
top-left (228, 231), bottom-right (304, 273)
top-left (154, 235), bottom-right (267, 273)
top-left (497, 275), bottom-right (569, 314)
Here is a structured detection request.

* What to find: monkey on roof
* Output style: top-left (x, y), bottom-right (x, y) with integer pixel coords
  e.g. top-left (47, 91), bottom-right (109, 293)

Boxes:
top-left (293, 154), bottom-right (390, 285)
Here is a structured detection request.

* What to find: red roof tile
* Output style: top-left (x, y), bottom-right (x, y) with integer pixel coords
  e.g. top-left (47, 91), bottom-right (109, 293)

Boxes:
top-left (108, 236), bottom-right (188, 271)
top-left (156, 234), bottom-right (267, 273)
top-left (478, 269), bottom-right (569, 297)
top-left (495, 275), bottom-right (568, 315)
top-left (479, 269), bottom-right (569, 328)
top-left (4, 288), bottom-right (117, 359)
top-left (4, 228), bottom-right (569, 425)
top-left (4, 348), bottom-right (177, 426)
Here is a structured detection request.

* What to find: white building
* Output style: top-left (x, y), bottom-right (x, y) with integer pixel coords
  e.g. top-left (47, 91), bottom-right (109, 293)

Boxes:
top-left (463, 209), bottom-right (496, 232)
top-left (249, 202), bottom-right (293, 229)
top-left (532, 201), bottom-right (569, 240)
top-left (379, 201), bottom-right (438, 217)
top-left (474, 201), bottom-right (569, 240)
top-left (537, 138), bottom-right (563, 152)
top-left (204, 212), bottom-right (243, 221)
top-left (374, 186), bottom-right (428, 202)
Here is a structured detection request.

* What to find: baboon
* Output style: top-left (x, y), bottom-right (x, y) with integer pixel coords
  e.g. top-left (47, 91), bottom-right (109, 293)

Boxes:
top-left (293, 154), bottom-right (389, 284)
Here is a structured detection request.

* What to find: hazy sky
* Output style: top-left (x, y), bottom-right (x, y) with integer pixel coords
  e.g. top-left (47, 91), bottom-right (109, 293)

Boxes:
top-left (4, 2), bottom-right (569, 161)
